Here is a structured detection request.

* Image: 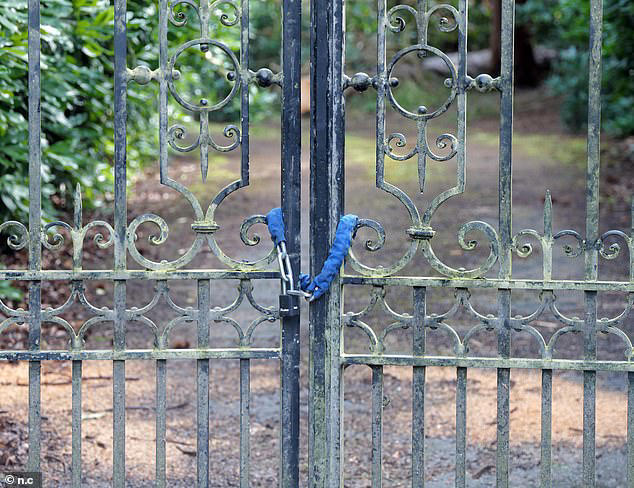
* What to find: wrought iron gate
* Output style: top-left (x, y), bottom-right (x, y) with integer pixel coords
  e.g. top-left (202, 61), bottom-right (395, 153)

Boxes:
top-left (308, 0), bottom-right (633, 487)
top-left (1, 0), bottom-right (301, 486)
top-left (1, 0), bottom-right (633, 487)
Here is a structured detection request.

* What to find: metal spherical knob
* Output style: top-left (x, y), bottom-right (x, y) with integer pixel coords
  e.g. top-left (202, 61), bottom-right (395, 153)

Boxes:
top-left (255, 68), bottom-right (274, 87)
top-left (351, 72), bottom-right (371, 92)
top-left (475, 73), bottom-right (494, 91)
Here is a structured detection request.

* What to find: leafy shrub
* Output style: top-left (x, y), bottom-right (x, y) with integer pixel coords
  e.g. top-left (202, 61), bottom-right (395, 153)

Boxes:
top-left (518, 0), bottom-right (634, 136)
top-left (0, 1), bottom-right (155, 224)
top-left (0, 0), bottom-right (282, 227)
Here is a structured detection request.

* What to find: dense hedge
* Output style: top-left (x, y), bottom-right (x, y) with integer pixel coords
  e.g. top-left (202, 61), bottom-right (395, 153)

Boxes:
top-left (0, 1), bottom-right (161, 224)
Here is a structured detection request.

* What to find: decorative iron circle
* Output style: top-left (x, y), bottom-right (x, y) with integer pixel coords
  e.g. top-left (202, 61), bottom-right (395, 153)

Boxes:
top-left (386, 44), bottom-right (457, 121)
top-left (167, 38), bottom-right (240, 113)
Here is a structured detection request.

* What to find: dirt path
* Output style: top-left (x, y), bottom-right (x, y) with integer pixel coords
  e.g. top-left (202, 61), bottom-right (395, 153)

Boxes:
top-left (1, 102), bottom-right (632, 486)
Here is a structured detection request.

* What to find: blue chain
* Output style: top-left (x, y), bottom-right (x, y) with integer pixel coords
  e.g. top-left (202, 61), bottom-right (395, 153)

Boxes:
top-left (266, 208), bottom-right (358, 300)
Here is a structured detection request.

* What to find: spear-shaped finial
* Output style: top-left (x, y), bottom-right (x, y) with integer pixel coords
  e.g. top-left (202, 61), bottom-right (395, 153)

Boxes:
top-left (543, 190), bottom-right (553, 281)
top-left (543, 190), bottom-right (552, 238)
top-left (74, 183), bottom-right (83, 230)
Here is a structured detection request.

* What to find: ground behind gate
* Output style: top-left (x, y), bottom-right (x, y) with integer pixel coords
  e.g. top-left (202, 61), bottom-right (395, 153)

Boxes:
top-left (1, 89), bottom-right (633, 486)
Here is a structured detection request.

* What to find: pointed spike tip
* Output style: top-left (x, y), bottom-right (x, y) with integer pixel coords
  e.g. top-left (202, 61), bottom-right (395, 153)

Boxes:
top-left (631, 195), bottom-right (634, 234)
top-left (543, 190), bottom-right (553, 237)
top-left (73, 183), bottom-right (83, 228)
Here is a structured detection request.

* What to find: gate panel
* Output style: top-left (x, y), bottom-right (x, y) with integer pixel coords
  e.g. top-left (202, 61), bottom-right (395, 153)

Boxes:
top-left (308, 0), bottom-right (633, 487)
top-left (0, 0), bottom-right (301, 485)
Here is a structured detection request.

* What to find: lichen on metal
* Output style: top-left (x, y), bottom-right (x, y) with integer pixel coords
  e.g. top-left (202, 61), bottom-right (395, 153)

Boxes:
top-left (1, 0), bottom-right (302, 486)
top-left (1, 0), bottom-right (632, 486)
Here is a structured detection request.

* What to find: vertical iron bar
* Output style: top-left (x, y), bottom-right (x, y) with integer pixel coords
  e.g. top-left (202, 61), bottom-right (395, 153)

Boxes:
top-left (199, 0), bottom-right (209, 39)
top-left (27, 3), bottom-right (41, 266)
top-left (240, 0), bottom-right (249, 185)
top-left (496, 291), bottom-right (511, 488)
top-left (583, 292), bottom-right (597, 487)
top-left (455, 0), bottom-right (469, 481)
top-left (456, 0), bottom-right (467, 209)
top-left (583, 0), bottom-right (602, 485)
top-left (416, 0), bottom-right (428, 45)
top-left (375, 0), bottom-right (386, 191)
top-left (157, 4), bottom-right (169, 482)
top-left (156, 359), bottom-right (167, 488)
top-left (72, 360), bottom-right (82, 487)
top-left (112, 284), bottom-right (126, 488)
top-left (197, 280), bottom-right (211, 487)
top-left (309, 0), bottom-right (345, 482)
top-left (27, 289), bottom-right (41, 474)
top-left (309, 0), bottom-right (345, 483)
top-left (372, 1), bottom-right (386, 483)
top-left (630, 205), bottom-right (634, 488)
top-left (585, 0), bottom-right (602, 284)
top-left (455, 1), bottom-right (469, 481)
top-left (627, 371), bottom-right (634, 486)
top-left (113, 0), bottom-right (127, 277)
top-left (239, 0), bottom-right (252, 483)
top-left (497, 0), bottom-right (514, 278)
top-left (412, 287), bottom-right (426, 487)
top-left (456, 367), bottom-right (467, 488)
top-left (280, 0), bottom-right (301, 484)
top-left (540, 369), bottom-right (552, 488)
top-left (371, 366), bottom-right (383, 488)
top-left (497, 0), bottom-right (514, 485)
top-left (497, 0), bottom-right (514, 272)
top-left (158, 0), bottom-right (168, 184)
top-left (113, 1), bottom-right (128, 486)
top-left (240, 359), bottom-right (251, 488)
top-left (26, 0), bottom-right (42, 474)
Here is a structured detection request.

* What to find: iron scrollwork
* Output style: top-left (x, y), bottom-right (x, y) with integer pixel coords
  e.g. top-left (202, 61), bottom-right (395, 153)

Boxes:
top-left (344, 2), bottom-right (503, 279)
top-left (344, 286), bottom-right (634, 361)
top-left (124, 0), bottom-right (281, 272)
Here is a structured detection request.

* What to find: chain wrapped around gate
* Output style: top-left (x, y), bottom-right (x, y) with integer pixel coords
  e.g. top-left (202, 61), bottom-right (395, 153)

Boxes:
top-left (266, 207), bottom-right (359, 303)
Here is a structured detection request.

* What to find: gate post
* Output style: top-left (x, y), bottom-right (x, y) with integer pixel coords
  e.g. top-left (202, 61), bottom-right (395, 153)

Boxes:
top-left (309, 0), bottom-right (346, 484)
top-left (280, 0), bottom-right (302, 485)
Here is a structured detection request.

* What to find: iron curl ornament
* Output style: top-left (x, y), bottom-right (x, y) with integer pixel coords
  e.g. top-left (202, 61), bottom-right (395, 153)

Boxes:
top-left (123, 0), bottom-right (283, 272)
top-left (344, 1), bottom-right (507, 279)
top-left (343, 286), bottom-right (633, 361)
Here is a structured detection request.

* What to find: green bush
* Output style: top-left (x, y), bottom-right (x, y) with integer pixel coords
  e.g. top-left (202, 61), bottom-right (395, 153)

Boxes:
top-left (0, 0), bottom-right (282, 226)
top-left (518, 0), bottom-right (634, 136)
top-left (0, 1), bottom-right (155, 224)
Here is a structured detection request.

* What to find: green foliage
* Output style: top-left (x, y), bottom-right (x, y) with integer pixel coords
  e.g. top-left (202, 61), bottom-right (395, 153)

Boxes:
top-left (0, 0), bottom-right (282, 226)
top-left (0, 276), bottom-right (22, 302)
top-left (0, 1), bottom-right (157, 223)
top-left (518, 0), bottom-right (634, 136)
top-left (345, 0), bottom-right (492, 72)
top-left (0, 0), bottom-right (154, 223)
